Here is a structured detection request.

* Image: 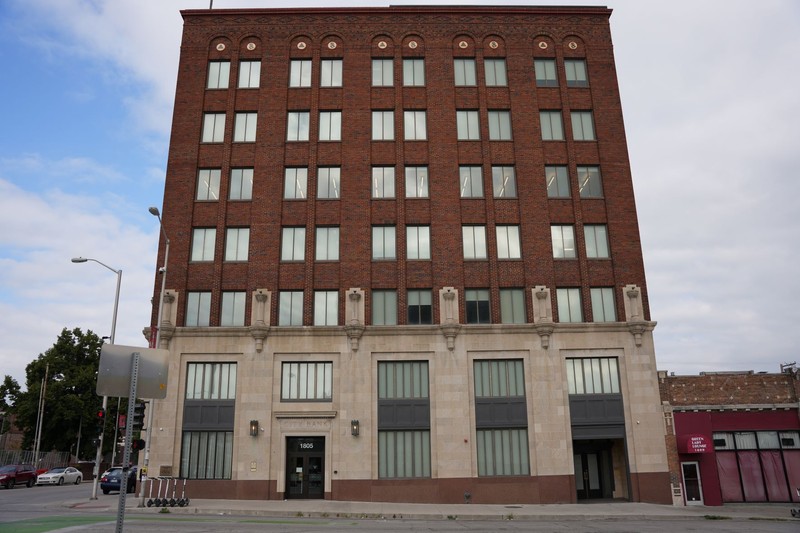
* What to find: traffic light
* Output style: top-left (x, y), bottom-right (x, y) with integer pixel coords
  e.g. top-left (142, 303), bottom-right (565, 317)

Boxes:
top-left (96, 408), bottom-right (106, 436)
top-left (132, 401), bottom-right (146, 431)
top-left (131, 438), bottom-right (146, 451)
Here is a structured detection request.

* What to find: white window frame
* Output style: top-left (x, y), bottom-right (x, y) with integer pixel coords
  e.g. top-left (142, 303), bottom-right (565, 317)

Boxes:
top-left (584, 225), bottom-right (610, 258)
top-left (229, 168), bottom-right (253, 200)
top-left (565, 59), bottom-right (588, 87)
top-left (281, 227), bottom-right (306, 261)
top-left (571, 111), bottom-right (596, 141)
top-left (551, 225), bottom-right (576, 258)
top-left (233, 112), bottom-right (257, 142)
top-left (196, 169), bottom-right (221, 201)
top-left (488, 110), bottom-right (512, 140)
top-left (492, 166), bottom-right (516, 198)
top-left (462, 225), bottom-right (487, 259)
top-left (484, 58), bottom-right (507, 86)
top-left (404, 110), bottom-right (427, 140)
top-left (207, 61), bottom-right (230, 89)
top-left (220, 291), bottom-right (246, 327)
top-left (278, 291), bottom-right (304, 326)
top-left (500, 288), bottom-right (526, 324)
top-left (540, 110), bottom-right (564, 140)
top-left (319, 111), bottom-right (342, 141)
top-left (289, 59), bottom-right (312, 87)
top-left (238, 60), bottom-right (260, 88)
top-left (405, 166), bottom-right (429, 198)
top-left (496, 225), bottom-right (521, 259)
top-left (191, 228), bottom-right (216, 261)
top-left (224, 227), bottom-right (249, 261)
top-left (372, 226), bottom-right (396, 260)
top-left (281, 361), bottom-right (332, 400)
top-left (372, 167), bottom-right (395, 198)
top-left (317, 167), bottom-right (341, 199)
top-left (459, 166), bottom-right (483, 198)
top-left (406, 225), bottom-right (431, 260)
top-left (577, 166), bottom-right (603, 198)
top-left (403, 58), bottom-right (425, 86)
top-left (185, 292), bottom-right (211, 327)
top-left (546, 165), bottom-right (570, 198)
top-left (566, 357), bottom-right (620, 394)
top-left (372, 58), bottom-right (393, 86)
top-left (314, 291), bottom-right (339, 326)
top-left (456, 110), bottom-right (480, 140)
top-left (454, 58), bottom-right (477, 86)
top-left (284, 167), bottom-right (308, 199)
top-left (557, 288), bottom-right (583, 323)
top-left (286, 111), bottom-right (310, 141)
top-left (590, 287), bottom-right (616, 322)
top-left (320, 59), bottom-right (343, 87)
top-left (534, 58), bottom-right (557, 87)
top-left (315, 227), bottom-right (339, 261)
top-left (202, 113), bottom-right (226, 143)
top-left (372, 290), bottom-right (397, 325)
top-left (372, 110), bottom-right (395, 140)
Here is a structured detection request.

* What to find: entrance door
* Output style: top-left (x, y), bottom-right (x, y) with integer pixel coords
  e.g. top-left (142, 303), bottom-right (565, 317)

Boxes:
top-left (285, 437), bottom-right (325, 499)
top-left (574, 452), bottom-right (603, 499)
top-left (681, 461), bottom-right (704, 505)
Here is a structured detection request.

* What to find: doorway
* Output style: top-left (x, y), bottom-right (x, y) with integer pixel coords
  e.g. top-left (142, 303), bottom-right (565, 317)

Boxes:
top-left (285, 437), bottom-right (325, 499)
top-left (573, 440), bottom-right (616, 500)
top-left (681, 461), bottom-right (704, 505)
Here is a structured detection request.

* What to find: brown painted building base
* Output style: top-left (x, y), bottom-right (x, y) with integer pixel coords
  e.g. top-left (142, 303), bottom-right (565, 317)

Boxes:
top-left (176, 472), bottom-right (672, 504)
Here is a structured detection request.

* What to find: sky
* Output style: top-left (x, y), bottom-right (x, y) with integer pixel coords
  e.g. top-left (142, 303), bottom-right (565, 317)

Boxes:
top-left (1, 0), bottom-right (799, 391)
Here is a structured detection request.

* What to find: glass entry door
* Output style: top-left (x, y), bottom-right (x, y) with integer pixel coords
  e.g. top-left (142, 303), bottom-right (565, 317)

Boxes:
top-left (285, 437), bottom-right (325, 499)
top-left (681, 461), bottom-right (704, 505)
top-left (574, 452), bottom-right (603, 499)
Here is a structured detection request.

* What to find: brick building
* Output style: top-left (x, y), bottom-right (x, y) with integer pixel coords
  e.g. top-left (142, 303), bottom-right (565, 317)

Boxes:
top-left (660, 368), bottom-right (800, 505)
top-left (145, 5), bottom-right (670, 504)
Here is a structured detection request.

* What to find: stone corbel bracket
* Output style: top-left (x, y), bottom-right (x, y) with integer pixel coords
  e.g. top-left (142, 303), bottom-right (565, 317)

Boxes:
top-left (249, 289), bottom-right (271, 352)
top-left (532, 286), bottom-right (554, 349)
top-left (624, 285), bottom-right (652, 346)
top-left (157, 290), bottom-right (177, 349)
top-left (439, 287), bottom-right (460, 350)
top-left (345, 289), bottom-right (364, 351)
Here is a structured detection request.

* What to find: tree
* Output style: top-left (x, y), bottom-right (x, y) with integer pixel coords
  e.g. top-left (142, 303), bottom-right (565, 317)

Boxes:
top-left (13, 328), bottom-right (105, 461)
top-left (0, 375), bottom-right (21, 434)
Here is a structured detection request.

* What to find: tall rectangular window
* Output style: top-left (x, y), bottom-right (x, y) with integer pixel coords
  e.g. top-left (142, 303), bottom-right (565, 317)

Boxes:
top-left (284, 168), bottom-right (308, 199)
top-left (584, 225), bottom-right (610, 258)
top-left (577, 166), bottom-right (603, 198)
top-left (202, 113), bottom-right (225, 143)
top-left (278, 291), bottom-right (304, 326)
top-left (534, 58), bottom-right (557, 87)
top-left (207, 61), bottom-right (230, 89)
top-left (281, 362), bottom-right (332, 400)
top-left (317, 167), bottom-right (341, 199)
top-left (180, 434), bottom-right (233, 480)
top-left (372, 58), bottom-right (393, 86)
top-left (557, 288), bottom-right (583, 323)
top-left (459, 166), bottom-right (483, 198)
top-left (407, 290), bottom-right (432, 325)
top-left (474, 359), bottom-right (529, 476)
top-left (456, 110), bottom-right (480, 140)
top-left (540, 111), bottom-right (564, 140)
top-left (372, 226), bottom-right (396, 260)
top-left (488, 110), bottom-right (512, 140)
top-left (320, 59), bottom-right (343, 87)
top-left (185, 292), bottom-right (211, 327)
top-left (318, 111), bottom-right (342, 141)
top-left (454, 58), bottom-right (477, 86)
top-left (372, 290), bottom-right (398, 325)
top-left (405, 166), bottom-right (429, 198)
top-left (314, 291), bottom-right (338, 326)
top-left (196, 169), bottom-right (221, 201)
top-left (571, 111), bottom-right (596, 141)
top-left (466, 289), bottom-right (490, 324)
top-left (565, 59), bottom-right (588, 87)
top-left (591, 288), bottom-right (616, 322)
top-left (403, 58), bottom-right (425, 86)
top-left (315, 227), bottom-right (339, 261)
top-left (463, 226), bottom-right (487, 259)
top-left (566, 357), bottom-right (620, 394)
top-left (492, 166), bottom-right (516, 198)
top-left (404, 110), bottom-right (427, 140)
top-left (238, 60), bottom-right (260, 88)
top-left (191, 228), bottom-right (216, 261)
top-left (281, 227), bottom-right (306, 261)
top-left (289, 59), bottom-right (312, 87)
top-left (496, 225), bottom-right (521, 259)
top-left (220, 291), bottom-right (246, 326)
top-left (372, 167), bottom-right (395, 198)
top-left (546, 165), bottom-right (570, 198)
top-left (551, 225), bottom-right (576, 258)
top-left (378, 361), bottom-right (431, 478)
top-left (185, 362), bottom-right (237, 400)
top-left (500, 289), bottom-right (526, 324)
top-left (233, 112), bottom-right (257, 142)
top-left (224, 227), bottom-right (249, 261)
top-left (484, 58), bottom-right (507, 86)
top-left (229, 168), bottom-right (253, 200)
top-left (406, 226), bottom-right (431, 260)
top-left (286, 111), bottom-right (310, 141)
top-left (372, 111), bottom-right (394, 140)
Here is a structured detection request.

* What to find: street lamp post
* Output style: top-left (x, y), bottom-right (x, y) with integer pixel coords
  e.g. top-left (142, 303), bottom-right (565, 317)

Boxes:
top-left (140, 206), bottom-right (169, 507)
top-left (71, 256), bottom-right (122, 500)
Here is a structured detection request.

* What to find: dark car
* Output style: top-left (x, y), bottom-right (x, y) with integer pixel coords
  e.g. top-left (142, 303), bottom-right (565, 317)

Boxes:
top-left (0, 464), bottom-right (37, 489)
top-left (100, 466), bottom-right (136, 494)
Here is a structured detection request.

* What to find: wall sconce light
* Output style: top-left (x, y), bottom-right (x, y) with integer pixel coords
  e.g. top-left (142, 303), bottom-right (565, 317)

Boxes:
top-left (350, 419), bottom-right (359, 437)
top-left (249, 420), bottom-right (259, 437)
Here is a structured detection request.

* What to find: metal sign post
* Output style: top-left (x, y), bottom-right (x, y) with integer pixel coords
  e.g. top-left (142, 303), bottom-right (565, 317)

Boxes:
top-left (114, 352), bottom-right (140, 533)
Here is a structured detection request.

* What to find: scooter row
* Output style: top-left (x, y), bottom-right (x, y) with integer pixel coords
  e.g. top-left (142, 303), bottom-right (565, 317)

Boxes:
top-left (146, 476), bottom-right (189, 507)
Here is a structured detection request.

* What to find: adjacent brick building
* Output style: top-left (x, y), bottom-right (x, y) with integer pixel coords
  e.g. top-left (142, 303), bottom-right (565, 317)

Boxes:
top-left (660, 368), bottom-right (800, 505)
top-left (145, 5), bottom-right (671, 504)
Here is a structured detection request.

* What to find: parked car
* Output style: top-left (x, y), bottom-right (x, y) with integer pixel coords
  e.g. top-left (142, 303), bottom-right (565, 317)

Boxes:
top-left (36, 466), bottom-right (82, 486)
top-left (0, 464), bottom-right (37, 489)
top-left (100, 466), bottom-right (136, 494)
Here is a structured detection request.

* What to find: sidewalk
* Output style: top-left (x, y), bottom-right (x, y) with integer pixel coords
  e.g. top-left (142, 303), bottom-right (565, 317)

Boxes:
top-left (71, 496), bottom-right (799, 522)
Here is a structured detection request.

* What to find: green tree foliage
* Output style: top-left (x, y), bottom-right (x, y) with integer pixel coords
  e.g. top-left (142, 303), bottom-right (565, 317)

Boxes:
top-left (14, 328), bottom-right (104, 461)
top-left (0, 375), bottom-right (20, 434)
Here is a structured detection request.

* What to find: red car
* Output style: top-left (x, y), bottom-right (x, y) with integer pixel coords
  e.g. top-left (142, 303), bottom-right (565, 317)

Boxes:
top-left (0, 464), bottom-right (37, 489)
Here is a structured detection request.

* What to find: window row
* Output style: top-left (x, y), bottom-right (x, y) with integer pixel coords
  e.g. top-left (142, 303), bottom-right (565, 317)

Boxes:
top-left (200, 109), bottom-right (595, 144)
top-left (181, 356), bottom-right (612, 480)
top-left (184, 286), bottom-right (618, 328)
top-left (196, 164), bottom-right (604, 202)
top-left (207, 57), bottom-right (588, 91)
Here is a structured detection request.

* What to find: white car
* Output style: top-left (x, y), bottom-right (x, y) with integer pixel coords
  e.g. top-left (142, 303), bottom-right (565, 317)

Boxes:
top-left (36, 466), bottom-right (82, 486)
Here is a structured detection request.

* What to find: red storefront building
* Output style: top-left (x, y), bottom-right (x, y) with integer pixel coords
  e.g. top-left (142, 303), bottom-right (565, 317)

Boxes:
top-left (660, 369), bottom-right (800, 506)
